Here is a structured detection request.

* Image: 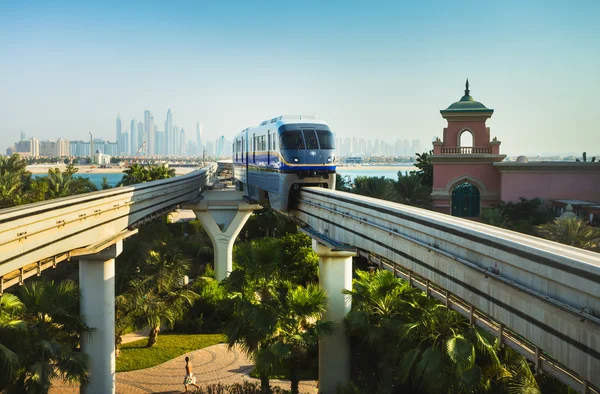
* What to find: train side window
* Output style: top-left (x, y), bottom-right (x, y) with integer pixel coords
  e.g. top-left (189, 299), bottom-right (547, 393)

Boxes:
top-left (280, 131), bottom-right (304, 150)
top-left (253, 134), bottom-right (256, 163)
top-left (267, 132), bottom-right (271, 164)
top-left (242, 137), bottom-right (244, 162)
top-left (303, 130), bottom-right (319, 149)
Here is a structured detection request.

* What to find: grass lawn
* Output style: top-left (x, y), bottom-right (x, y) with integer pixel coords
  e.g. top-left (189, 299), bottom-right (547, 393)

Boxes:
top-left (116, 332), bottom-right (225, 372)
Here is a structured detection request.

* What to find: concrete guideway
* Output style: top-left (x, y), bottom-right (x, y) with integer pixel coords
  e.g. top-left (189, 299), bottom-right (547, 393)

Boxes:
top-left (295, 187), bottom-right (600, 393)
top-left (0, 164), bottom-right (216, 292)
top-left (49, 344), bottom-right (318, 394)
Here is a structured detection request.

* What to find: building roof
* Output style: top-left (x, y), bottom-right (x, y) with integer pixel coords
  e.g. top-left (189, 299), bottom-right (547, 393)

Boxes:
top-left (551, 199), bottom-right (599, 207)
top-left (440, 79), bottom-right (494, 115)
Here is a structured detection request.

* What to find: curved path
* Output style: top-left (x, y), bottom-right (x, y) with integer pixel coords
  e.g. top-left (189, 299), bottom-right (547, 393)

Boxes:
top-left (50, 344), bottom-right (318, 394)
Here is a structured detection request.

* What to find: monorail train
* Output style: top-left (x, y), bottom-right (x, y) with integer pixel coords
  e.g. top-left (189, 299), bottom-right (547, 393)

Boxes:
top-left (232, 115), bottom-right (336, 211)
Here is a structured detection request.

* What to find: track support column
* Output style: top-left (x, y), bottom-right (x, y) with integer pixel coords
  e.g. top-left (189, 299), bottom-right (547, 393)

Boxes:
top-left (312, 240), bottom-right (356, 394)
top-left (186, 190), bottom-right (261, 281)
top-left (78, 241), bottom-right (122, 394)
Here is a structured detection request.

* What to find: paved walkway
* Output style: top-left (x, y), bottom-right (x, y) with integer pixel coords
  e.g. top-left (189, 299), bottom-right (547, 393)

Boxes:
top-left (50, 343), bottom-right (318, 394)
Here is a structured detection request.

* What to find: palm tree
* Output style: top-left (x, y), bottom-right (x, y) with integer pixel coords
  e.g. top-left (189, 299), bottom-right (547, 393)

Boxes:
top-left (127, 241), bottom-right (198, 347)
top-left (0, 172), bottom-right (25, 208)
top-left (0, 153), bottom-right (30, 177)
top-left (344, 270), bottom-right (426, 392)
top-left (0, 293), bottom-right (25, 389)
top-left (265, 283), bottom-right (334, 394)
top-left (100, 176), bottom-right (111, 190)
top-left (352, 176), bottom-right (395, 201)
top-left (7, 279), bottom-right (90, 393)
top-left (233, 238), bottom-right (284, 285)
top-left (147, 164), bottom-right (176, 181)
top-left (345, 269), bottom-right (506, 394)
top-left (0, 154), bottom-right (32, 208)
top-left (119, 163), bottom-right (149, 186)
top-left (45, 167), bottom-right (75, 198)
top-left (536, 217), bottom-right (600, 251)
top-left (415, 150), bottom-right (434, 187)
top-left (394, 171), bottom-right (432, 208)
top-left (576, 152), bottom-right (597, 162)
top-left (225, 266), bottom-right (280, 394)
top-left (335, 173), bottom-right (351, 192)
top-left (42, 164), bottom-right (96, 200)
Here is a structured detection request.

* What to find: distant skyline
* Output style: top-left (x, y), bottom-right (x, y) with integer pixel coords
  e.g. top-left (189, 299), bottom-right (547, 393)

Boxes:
top-left (1, 0), bottom-right (599, 156)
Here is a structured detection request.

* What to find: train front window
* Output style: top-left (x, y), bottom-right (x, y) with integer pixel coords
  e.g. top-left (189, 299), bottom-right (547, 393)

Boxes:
top-left (316, 130), bottom-right (334, 149)
top-left (280, 130), bottom-right (304, 150)
top-left (303, 130), bottom-right (319, 149)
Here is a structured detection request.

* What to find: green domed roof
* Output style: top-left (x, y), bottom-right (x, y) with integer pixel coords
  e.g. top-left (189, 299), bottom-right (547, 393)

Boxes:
top-left (441, 80), bottom-right (494, 115)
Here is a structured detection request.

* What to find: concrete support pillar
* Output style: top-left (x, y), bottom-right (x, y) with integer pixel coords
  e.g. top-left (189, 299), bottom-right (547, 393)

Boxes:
top-left (186, 190), bottom-right (261, 281)
top-left (312, 240), bottom-right (356, 394)
top-left (78, 241), bottom-right (122, 394)
top-left (193, 209), bottom-right (254, 281)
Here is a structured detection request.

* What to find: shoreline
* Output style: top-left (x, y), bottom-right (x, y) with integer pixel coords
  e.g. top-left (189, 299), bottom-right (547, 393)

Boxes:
top-left (26, 164), bottom-right (417, 174)
top-left (26, 165), bottom-right (197, 175)
top-left (337, 165), bottom-right (418, 171)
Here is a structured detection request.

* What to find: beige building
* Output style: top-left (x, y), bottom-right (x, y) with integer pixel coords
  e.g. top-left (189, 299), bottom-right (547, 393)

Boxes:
top-left (38, 139), bottom-right (70, 157)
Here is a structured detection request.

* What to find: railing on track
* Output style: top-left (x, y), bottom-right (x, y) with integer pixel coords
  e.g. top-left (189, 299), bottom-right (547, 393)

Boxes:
top-left (361, 250), bottom-right (598, 394)
top-left (294, 186), bottom-right (600, 392)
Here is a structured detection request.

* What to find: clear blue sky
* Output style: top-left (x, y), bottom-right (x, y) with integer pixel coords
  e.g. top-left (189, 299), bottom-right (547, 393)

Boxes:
top-left (1, 0), bottom-right (599, 156)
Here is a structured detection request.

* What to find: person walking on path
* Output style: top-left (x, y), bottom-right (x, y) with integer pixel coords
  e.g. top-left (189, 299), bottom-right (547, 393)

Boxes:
top-left (183, 356), bottom-right (201, 393)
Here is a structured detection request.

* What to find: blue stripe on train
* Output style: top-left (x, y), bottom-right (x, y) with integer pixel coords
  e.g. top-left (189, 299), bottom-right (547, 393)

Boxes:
top-left (233, 154), bottom-right (335, 172)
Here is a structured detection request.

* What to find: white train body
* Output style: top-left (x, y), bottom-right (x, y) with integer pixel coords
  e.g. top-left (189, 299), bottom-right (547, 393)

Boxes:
top-left (232, 115), bottom-right (336, 211)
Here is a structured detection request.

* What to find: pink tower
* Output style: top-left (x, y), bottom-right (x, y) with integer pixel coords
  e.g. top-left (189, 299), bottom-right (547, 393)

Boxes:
top-left (430, 80), bottom-right (505, 218)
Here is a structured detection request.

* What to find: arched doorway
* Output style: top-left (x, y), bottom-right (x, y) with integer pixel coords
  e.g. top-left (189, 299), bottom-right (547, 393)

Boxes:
top-left (452, 182), bottom-right (480, 217)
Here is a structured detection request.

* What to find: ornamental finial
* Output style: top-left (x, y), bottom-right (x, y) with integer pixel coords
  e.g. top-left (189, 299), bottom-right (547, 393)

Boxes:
top-left (465, 78), bottom-right (470, 96)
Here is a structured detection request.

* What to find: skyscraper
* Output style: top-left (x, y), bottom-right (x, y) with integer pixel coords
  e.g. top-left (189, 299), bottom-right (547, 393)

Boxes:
top-left (116, 114), bottom-right (122, 154)
top-left (89, 133), bottom-right (95, 163)
top-left (130, 119), bottom-right (137, 155)
top-left (144, 110), bottom-right (152, 156)
top-left (179, 128), bottom-right (186, 157)
top-left (173, 126), bottom-right (180, 156)
top-left (196, 121), bottom-right (203, 153)
top-left (137, 121), bottom-right (144, 154)
top-left (165, 109), bottom-right (173, 156)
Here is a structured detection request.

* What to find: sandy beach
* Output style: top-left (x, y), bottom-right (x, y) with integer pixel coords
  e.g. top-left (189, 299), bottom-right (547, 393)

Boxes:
top-left (337, 165), bottom-right (418, 172)
top-left (26, 165), bottom-right (198, 176)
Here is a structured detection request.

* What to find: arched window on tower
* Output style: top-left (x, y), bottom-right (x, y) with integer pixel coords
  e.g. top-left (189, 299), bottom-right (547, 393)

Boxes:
top-left (459, 130), bottom-right (474, 148)
top-left (452, 182), bottom-right (480, 217)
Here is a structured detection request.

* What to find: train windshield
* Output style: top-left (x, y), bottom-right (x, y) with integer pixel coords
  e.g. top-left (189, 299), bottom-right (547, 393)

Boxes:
top-left (316, 130), bottom-right (334, 149)
top-left (303, 130), bottom-right (319, 149)
top-left (280, 130), bottom-right (305, 150)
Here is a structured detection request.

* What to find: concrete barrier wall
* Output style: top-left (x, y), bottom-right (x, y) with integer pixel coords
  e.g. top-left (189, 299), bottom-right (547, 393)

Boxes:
top-left (295, 187), bottom-right (600, 388)
top-left (0, 164), bottom-right (216, 283)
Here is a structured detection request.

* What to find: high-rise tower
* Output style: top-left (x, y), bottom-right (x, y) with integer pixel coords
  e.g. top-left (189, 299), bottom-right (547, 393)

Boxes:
top-left (144, 110), bottom-right (152, 156)
top-left (180, 128), bottom-right (186, 157)
top-left (130, 119), bottom-right (137, 155)
top-left (196, 121), bottom-right (203, 153)
top-left (116, 114), bottom-right (122, 154)
top-left (165, 109), bottom-right (173, 156)
top-left (137, 121), bottom-right (144, 153)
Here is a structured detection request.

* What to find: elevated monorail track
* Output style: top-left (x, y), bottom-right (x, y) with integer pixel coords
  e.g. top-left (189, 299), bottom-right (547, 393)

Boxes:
top-left (294, 187), bottom-right (600, 392)
top-left (0, 164), bottom-right (216, 292)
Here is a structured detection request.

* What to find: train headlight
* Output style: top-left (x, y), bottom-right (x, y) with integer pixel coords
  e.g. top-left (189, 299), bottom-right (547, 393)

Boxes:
top-left (291, 156), bottom-right (300, 162)
top-left (327, 156), bottom-right (333, 163)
